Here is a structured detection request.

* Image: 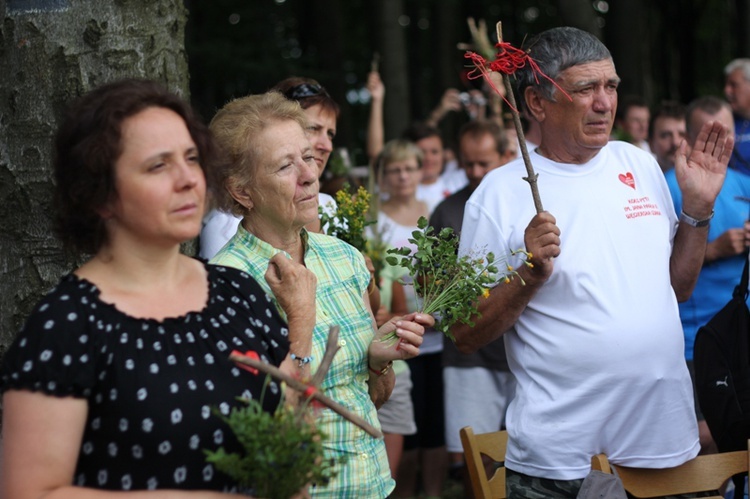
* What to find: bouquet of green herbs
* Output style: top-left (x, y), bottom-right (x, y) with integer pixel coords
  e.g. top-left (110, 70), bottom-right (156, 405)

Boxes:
top-left (205, 393), bottom-right (343, 499)
top-left (386, 217), bottom-right (521, 341)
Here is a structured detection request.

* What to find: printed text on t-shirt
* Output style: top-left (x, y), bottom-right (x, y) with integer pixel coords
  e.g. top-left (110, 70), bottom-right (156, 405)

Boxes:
top-left (624, 196), bottom-right (661, 219)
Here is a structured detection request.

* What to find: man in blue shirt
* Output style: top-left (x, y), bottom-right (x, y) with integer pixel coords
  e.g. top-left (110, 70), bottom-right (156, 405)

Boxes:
top-left (665, 95), bottom-right (750, 455)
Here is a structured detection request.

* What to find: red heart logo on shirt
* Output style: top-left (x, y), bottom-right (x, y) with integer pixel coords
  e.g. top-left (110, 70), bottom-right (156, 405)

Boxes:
top-left (619, 172), bottom-right (635, 189)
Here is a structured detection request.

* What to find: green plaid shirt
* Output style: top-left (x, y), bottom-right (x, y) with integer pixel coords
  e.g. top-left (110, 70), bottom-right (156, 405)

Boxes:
top-left (212, 225), bottom-right (394, 498)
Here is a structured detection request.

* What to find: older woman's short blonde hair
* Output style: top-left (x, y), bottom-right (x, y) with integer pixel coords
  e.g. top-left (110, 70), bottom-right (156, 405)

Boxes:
top-left (375, 139), bottom-right (424, 175)
top-left (208, 91), bottom-right (309, 216)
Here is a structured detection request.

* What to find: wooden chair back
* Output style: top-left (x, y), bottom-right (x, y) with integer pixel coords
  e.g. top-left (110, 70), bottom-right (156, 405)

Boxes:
top-left (590, 445), bottom-right (749, 499)
top-left (459, 426), bottom-right (508, 499)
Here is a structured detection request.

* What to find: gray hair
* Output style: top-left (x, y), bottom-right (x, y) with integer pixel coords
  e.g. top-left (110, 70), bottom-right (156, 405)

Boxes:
top-left (515, 27), bottom-right (612, 109)
top-left (724, 58), bottom-right (750, 81)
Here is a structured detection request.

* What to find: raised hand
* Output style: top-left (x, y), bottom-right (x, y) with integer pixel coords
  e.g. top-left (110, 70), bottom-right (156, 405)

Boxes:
top-left (675, 120), bottom-right (734, 217)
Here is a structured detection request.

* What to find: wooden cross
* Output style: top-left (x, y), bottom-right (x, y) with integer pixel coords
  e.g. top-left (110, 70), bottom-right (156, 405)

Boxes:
top-left (230, 325), bottom-right (384, 439)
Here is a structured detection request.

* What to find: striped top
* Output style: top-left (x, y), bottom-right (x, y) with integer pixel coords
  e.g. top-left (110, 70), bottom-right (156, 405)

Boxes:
top-left (212, 225), bottom-right (394, 498)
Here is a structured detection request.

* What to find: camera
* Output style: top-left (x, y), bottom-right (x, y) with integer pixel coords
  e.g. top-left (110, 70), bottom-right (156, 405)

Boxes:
top-left (459, 91), bottom-right (487, 107)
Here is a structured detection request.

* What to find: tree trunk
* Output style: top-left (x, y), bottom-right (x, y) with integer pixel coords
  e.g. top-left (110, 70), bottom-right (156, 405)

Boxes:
top-left (556, 0), bottom-right (603, 39)
top-left (735, 0), bottom-right (750, 57)
top-left (0, 0), bottom-right (189, 357)
top-left (374, 0), bottom-right (411, 141)
top-left (607, 0), bottom-right (651, 101)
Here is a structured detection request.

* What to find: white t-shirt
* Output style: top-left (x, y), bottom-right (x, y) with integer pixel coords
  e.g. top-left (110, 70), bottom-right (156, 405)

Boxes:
top-left (199, 192), bottom-right (336, 260)
top-left (459, 141), bottom-right (699, 479)
top-left (416, 173), bottom-right (467, 215)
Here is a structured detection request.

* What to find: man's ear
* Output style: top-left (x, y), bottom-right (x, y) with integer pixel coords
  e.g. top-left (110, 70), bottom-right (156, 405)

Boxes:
top-left (524, 87), bottom-right (546, 123)
top-left (226, 178), bottom-right (253, 211)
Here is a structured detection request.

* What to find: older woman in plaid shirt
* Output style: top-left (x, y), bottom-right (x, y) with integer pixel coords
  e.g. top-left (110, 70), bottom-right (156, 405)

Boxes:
top-left (208, 90), bottom-right (432, 498)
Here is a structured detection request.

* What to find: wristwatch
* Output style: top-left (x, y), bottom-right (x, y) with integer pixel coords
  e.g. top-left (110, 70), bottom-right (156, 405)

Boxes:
top-left (679, 210), bottom-right (714, 228)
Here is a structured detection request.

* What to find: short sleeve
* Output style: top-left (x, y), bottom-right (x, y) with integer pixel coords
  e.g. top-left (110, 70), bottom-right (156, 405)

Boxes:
top-left (0, 278), bottom-right (100, 398)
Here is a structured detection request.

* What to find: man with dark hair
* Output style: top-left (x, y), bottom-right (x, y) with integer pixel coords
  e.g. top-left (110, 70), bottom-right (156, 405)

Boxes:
top-left (665, 96), bottom-right (750, 457)
top-left (454, 26), bottom-right (733, 497)
top-left (649, 100), bottom-right (687, 173)
top-left (615, 94), bottom-right (651, 152)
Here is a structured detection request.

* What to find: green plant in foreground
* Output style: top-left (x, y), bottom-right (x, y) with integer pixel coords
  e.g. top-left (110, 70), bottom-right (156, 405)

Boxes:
top-left (385, 217), bottom-right (530, 342)
top-left (205, 396), bottom-right (344, 499)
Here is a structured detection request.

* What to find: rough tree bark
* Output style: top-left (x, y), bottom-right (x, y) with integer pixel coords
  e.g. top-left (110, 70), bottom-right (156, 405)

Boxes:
top-left (0, 0), bottom-right (190, 357)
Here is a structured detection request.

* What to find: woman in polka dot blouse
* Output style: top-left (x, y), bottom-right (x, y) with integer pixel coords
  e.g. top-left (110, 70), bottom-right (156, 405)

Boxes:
top-left (208, 91), bottom-right (434, 498)
top-left (0, 79), bottom-right (317, 498)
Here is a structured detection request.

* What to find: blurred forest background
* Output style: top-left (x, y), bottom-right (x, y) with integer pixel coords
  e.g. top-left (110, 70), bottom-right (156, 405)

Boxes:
top-left (185, 0), bottom-right (750, 166)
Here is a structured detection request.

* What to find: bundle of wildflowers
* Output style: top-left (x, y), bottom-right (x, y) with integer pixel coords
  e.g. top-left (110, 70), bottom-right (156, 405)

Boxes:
top-left (320, 184), bottom-right (387, 280)
top-left (205, 382), bottom-right (343, 499)
top-left (385, 217), bottom-right (530, 341)
top-left (319, 184), bottom-right (373, 253)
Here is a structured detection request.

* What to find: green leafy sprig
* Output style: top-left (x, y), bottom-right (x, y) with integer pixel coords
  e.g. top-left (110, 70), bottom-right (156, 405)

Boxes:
top-left (385, 217), bottom-right (501, 341)
top-left (205, 395), bottom-right (344, 499)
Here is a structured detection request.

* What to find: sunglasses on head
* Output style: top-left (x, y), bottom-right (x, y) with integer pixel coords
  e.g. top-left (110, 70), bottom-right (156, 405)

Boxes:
top-left (283, 83), bottom-right (328, 101)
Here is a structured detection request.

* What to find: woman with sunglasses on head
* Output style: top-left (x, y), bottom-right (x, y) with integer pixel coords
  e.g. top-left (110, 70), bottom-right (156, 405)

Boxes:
top-left (0, 79), bottom-right (316, 498)
top-left (199, 77), bottom-right (340, 260)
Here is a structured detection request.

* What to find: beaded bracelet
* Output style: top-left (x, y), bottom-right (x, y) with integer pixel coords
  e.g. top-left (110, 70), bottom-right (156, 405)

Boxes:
top-left (290, 353), bottom-right (313, 368)
top-left (369, 360), bottom-right (393, 377)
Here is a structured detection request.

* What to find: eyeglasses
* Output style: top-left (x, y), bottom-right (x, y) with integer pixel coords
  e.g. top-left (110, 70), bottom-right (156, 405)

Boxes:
top-left (384, 166), bottom-right (420, 176)
top-left (283, 83), bottom-right (328, 101)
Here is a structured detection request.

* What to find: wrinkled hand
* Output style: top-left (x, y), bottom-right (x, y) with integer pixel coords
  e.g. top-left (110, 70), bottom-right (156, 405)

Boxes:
top-left (367, 71), bottom-right (385, 102)
top-left (265, 253), bottom-right (317, 327)
top-left (675, 121), bottom-right (733, 217)
top-left (522, 211), bottom-right (561, 286)
top-left (369, 312), bottom-right (433, 363)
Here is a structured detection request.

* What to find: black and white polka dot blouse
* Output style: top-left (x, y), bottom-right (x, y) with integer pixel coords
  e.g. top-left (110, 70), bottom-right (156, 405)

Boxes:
top-left (0, 262), bottom-right (289, 492)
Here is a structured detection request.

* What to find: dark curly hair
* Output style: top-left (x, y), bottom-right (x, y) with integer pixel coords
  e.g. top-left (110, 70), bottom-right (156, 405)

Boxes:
top-left (53, 78), bottom-right (215, 255)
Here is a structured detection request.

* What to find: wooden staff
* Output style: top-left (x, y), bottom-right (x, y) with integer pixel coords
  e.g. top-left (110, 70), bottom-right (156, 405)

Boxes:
top-left (496, 21), bottom-right (544, 214)
top-left (230, 326), bottom-right (383, 439)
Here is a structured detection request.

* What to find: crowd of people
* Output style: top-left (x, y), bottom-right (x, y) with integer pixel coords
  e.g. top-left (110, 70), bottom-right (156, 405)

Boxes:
top-left (2, 22), bottom-right (750, 499)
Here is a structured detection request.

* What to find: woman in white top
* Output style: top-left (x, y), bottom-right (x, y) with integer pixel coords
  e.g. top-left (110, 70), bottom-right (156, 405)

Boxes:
top-left (375, 139), bottom-right (449, 499)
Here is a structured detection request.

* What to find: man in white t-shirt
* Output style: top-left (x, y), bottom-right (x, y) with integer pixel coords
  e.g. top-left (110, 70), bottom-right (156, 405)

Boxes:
top-left (454, 26), bottom-right (733, 498)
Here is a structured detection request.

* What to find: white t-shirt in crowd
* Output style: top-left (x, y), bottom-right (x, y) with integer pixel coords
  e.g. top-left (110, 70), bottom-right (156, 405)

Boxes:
top-left (416, 173), bottom-right (467, 215)
top-left (459, 141), bottom-right (699, 480)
